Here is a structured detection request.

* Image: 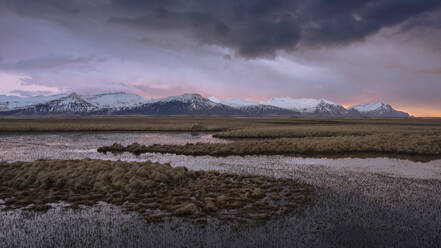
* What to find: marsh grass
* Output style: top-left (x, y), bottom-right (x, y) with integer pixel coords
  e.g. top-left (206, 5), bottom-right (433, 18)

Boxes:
top-left (0, 117), bottom-right (311, 132)
top-left (2, 163), bottom-right (441, 247)
top-left (99, 133), bottom-right (441, 157)
top-left (1, 117), bottom-right (440, 133)
top-left (213, 124), bottom-right (441, 139)
top-left (0, 159), bottom-right (314, 222)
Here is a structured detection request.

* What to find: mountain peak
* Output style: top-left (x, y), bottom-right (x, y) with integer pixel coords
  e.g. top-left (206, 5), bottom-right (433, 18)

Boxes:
top-left (349, 101), bottom-right (386, 112)
top-left (67, 92), bottom-right (81, 98)
top-left (82, 92), bottom-right (149, 109)
top-left (209, 97), bottom-right (258, 107)
top-left (349, 101), bottom-right (408, 117)
top-left (260, 97), bottom-right (338, 113)
top-left (208, 96), bottom-right (221, 103)
top-left (156, 93), bottom-right (209, 103)
top-left (178, 93), bottom-right (205, 99)
top-left (53, 92), bottom-right (96, 107)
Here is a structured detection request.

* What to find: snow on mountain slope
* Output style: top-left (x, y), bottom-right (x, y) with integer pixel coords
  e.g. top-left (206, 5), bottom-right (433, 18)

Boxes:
top-left (0, 93), bottom-right (98, 115)
top-left (208, 96), bottom-right (299, 116)
top-left (156, 93), bottom-right (213, 103)
top-left (209, 97), bottom-right (258, 107)
top-left (31, 93), bottom-right (98, 113)
top-left (349, 101), bottom-right (409, 117)
top-left (122, 93), bottom-right (242, 116)
top-left (0, 92), bottom-right (410, 117)
top-left (154, 93), bottom-right (217, 109)
top-left (260, 98), bottom-right (339, 113)
top-left (0, 92), bottom-right (151, 111)
top-left (207, 96), bottom-right (222, 104)
top-left (349, 101), bottom-right (386, 112)
top-left (0, 94), bottom-right (69, 111)
top-left (82, 92), bottom-right (150, 109)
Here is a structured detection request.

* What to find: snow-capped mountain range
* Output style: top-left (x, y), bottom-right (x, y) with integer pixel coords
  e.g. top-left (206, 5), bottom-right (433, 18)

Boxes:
top-left (348, 101), bottom-right (409, 117)
top-left (0, 92), bottom-right (410, 117)
top-left (82, 92), bottom-right (151, 109)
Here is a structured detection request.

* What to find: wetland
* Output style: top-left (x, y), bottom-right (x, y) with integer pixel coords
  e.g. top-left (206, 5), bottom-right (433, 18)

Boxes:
top-left (1, 117), bottom-right (441, 247)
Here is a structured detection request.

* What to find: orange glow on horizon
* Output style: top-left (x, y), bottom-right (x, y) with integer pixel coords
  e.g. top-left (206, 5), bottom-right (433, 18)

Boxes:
top-left (342, 102), bottom-right (441, 117)
top-left (399, 107), bottom-right (441, 118)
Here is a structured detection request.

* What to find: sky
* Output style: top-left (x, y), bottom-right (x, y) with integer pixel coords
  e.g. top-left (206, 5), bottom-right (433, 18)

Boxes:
top-left (0, 0), bottom-right (440, 116)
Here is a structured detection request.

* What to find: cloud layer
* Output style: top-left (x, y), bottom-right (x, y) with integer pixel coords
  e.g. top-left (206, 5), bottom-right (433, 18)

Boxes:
top-left (112, 0), bottom-right (441, 57)
top-left (0, 0), bottom-right (440, 116)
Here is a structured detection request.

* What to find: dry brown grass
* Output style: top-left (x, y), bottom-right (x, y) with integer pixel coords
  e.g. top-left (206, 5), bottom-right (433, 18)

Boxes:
top-left (0, 117), bottom-right (232, 132)
top-left (0, 117), bottom-right (307, 132)
top-left (1, 117), bottom-right (440, 133)
top-left (3, 117), bottom-right (441, 159)
top-left (0, 159), bottom-right (314, 222)
top-left (214, 124), bottom-right (441, 139)
top-left (99, 133), bottom-right (441, 157)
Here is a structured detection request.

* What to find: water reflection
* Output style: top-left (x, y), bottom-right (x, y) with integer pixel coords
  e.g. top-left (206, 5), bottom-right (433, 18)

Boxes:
top-left (1, 132), bottom-right (441, 247)
top-left (1, 132), bottom-right (440, 180)
top-left (0, 132), bottom-right (228, 161)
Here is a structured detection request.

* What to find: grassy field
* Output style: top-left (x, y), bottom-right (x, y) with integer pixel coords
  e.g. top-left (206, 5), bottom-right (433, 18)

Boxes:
top-left (1, 117), bottom-right (441, 132)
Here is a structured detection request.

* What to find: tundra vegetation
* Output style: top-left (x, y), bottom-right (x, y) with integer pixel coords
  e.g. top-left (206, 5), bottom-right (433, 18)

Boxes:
top-left (1, 117), bottom-right (441, 133)
top-left (0, 159), bottom-right (314, 222)
top-left (99, 133), bottom-right (441, 158)
top-left (77, 118), bottom-right (439, 158)
top-left (2, 117), bottom-right (439, 157)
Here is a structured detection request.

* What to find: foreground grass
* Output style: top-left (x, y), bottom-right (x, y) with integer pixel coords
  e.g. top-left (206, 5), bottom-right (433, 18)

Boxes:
top-left (0, 159), bottom-right (313, 222)
top-left (99, 133), bottom-right (441, 157)
top-left (2, 161), bottom-right (441, 247)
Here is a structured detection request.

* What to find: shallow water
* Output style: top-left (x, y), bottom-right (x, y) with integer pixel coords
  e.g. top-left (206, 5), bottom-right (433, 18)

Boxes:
top-left (1, 132), bottom-right (440, 180)
top-left (0, 131), bottom-right (228, 161)
top-left (1, 132), bottom-right (441, 247)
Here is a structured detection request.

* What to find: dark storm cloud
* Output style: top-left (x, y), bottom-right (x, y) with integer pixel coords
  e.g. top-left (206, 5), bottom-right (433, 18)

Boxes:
top-left (109, 0), bottom-right (441, 57)
top-left (3, 0), bottom-right (440, 58)
top-left (0, 0), bottom-right (81, 17)
top-left (1, 0), bottom-right (441, 116)
top-left (109, 1), bottom-right (301, 58)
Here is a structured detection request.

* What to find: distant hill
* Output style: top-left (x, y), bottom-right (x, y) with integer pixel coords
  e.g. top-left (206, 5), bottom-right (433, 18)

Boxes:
top-left (0, 92), bottom-right (410, 118)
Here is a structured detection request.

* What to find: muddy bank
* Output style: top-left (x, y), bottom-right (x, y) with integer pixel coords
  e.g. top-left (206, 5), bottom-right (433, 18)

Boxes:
top-left (0, 159), bottom-right (314, 222)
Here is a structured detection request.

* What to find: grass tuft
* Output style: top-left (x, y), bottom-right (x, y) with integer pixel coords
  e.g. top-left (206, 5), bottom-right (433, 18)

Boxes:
top-left (98, 133), bottom-right (441, 157)
top-left (0, 159), bottom-right (314, 222)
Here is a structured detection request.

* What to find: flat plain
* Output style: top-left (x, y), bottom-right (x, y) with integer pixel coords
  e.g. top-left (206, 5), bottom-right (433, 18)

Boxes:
top-left (1, 117), bottom-right (441, 247)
